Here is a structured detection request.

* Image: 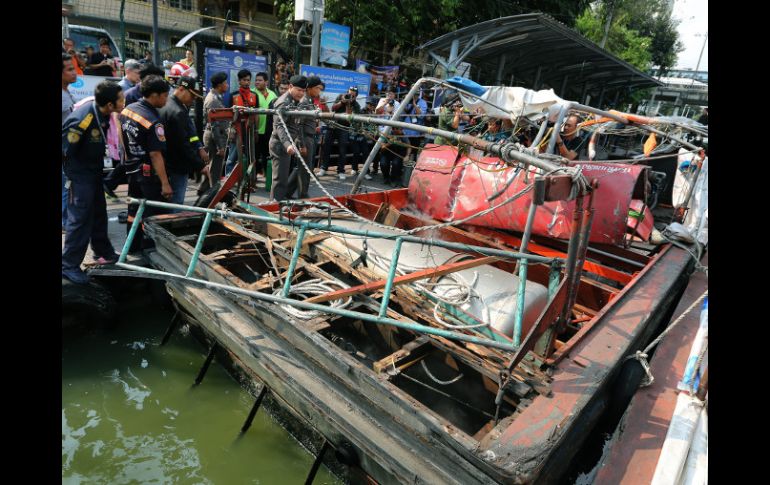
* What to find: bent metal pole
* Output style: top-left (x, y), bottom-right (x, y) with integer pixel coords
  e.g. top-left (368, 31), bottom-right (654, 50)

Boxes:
top-left (351, 79), bottom-right (426, 194)
top-left (231, 107), bottom-right (573, 178)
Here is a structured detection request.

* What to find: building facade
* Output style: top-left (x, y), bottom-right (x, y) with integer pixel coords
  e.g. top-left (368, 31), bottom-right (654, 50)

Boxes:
top-left (63, 0), bottom-right (282, 62)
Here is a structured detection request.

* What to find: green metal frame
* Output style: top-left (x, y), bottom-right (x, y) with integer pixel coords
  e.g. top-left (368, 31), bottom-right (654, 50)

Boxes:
top-left (119, 198), bottom-right (568, 352)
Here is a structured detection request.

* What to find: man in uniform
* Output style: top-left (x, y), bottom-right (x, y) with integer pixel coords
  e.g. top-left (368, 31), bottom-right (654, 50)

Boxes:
top-left (119, 74), bottom-right (172, 251)
top-left (199, 71), bottom-right (229, 195)
top-left (269, 75), bottom-right (315, 201)
top-left (62, 81), bottom-right (125, 284)
top-left (159, 76), bottom-right (210, 208)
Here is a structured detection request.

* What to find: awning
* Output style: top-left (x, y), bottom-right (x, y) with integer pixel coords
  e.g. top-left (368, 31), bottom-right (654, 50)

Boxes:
top-left (419, 13), bottom-right (662, 105)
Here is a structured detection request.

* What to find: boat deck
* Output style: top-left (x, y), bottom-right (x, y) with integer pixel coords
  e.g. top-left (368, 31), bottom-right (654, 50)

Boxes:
top-left (594, 253), bottom-right (708, 484)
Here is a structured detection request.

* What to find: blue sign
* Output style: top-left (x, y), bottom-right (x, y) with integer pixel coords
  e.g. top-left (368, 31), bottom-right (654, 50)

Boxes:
top-left (299, 64), bottom-right (371, 110)
top-left (204, 48), bottom-right (268, 103)
top-left (232, 30), bottom-right (246, 47)
top-left (320, 22), bottom-right (351, 67)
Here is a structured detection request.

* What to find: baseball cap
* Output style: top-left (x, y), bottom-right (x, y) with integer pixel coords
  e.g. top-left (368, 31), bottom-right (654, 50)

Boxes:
top-left (307, 76), bottom-right (323, 88)
top-left (178, 76), bottom-right (203, 98)
top-left (349, 86), bottom-right (359, 92)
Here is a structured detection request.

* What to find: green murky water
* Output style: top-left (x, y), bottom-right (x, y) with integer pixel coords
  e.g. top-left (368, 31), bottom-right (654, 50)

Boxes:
top-left (62, 301), bottom-right (338, 484)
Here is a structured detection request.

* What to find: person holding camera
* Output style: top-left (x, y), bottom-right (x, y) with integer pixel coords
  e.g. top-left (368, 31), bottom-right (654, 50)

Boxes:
top-left (329, 86), bottom-right (362, 180)
top-left (375, 87), bottom-right (400, 114)
top-left (85, 38), bottom-right (116, 77)
top-left (434, 93), bottom-right (469, 145)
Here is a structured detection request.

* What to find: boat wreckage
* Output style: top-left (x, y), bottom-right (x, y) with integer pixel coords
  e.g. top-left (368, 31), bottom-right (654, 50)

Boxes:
top-left (99, 77), bottom-right (707, 484)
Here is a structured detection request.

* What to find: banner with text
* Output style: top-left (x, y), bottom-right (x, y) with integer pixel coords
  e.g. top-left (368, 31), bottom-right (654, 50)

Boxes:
top-left (69, 75), bottom-right (121, 103)
top-left (320, 21), bottom-right (351, 67)
top-left (204, 49), bottom-right (268, 104)
top-left (299, 64), bottom-right (371, 109)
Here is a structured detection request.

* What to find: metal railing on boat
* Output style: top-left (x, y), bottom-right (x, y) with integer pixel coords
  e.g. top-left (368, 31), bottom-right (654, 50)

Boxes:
top-left (117, 198), bottom-right (567, 353)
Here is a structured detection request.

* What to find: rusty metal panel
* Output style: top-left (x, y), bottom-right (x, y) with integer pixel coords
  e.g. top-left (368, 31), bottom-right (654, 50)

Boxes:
top-left (407, 146), bottom-right (649, 246)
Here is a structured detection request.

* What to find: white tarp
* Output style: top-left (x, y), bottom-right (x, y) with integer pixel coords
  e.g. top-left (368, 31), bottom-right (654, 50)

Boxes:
top-left (459, 86), bottom-right (565, 121)
top-left (672, 150), bottom-right (708, 246)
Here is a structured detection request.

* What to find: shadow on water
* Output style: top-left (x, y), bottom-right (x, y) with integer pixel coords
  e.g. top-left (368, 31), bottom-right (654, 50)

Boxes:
top-left (62, 279), bottom-right (340, 484)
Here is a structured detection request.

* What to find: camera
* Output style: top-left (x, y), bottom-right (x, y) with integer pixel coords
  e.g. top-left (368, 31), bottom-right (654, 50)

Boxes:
top-left (343, 94), bottom-right (351, 101)
top-left (388, 99), bottom-right (395, 107)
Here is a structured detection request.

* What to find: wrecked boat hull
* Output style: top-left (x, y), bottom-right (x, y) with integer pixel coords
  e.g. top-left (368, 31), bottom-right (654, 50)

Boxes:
top-left (139, 203), bottom-right (693, 484)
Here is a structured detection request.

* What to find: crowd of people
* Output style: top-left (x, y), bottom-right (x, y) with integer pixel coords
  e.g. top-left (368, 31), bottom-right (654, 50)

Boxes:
top-left (62, 41), bottom-right (591, 285)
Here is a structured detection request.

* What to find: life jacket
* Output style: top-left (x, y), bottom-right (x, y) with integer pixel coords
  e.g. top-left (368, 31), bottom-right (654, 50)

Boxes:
top-left (233, 88), bottom-right (257, 108)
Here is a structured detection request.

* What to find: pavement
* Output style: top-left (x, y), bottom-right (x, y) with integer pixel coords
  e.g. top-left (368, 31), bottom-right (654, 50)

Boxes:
top-left (62, 165), bottom-right (398, 271)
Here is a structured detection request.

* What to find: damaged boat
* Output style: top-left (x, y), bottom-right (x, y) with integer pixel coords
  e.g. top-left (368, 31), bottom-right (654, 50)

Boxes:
top-left (104, 78), bottom-right (707, 484)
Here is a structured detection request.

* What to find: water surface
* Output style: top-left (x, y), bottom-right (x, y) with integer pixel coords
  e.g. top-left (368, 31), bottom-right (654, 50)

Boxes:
top-left (62, 301), bottom-right (338, 484)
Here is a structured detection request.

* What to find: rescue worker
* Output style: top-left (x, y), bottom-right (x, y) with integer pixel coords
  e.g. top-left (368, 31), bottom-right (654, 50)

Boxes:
top-left (225, 69), bottom-right (258, 175)
top-left (199, 71), bottom-right (229, 195)
top-left (119, 74), bottom-right (171, 251)
top-left (159, 76), bottom-right (210, 208)
top-left (61, 81), bottom-right (125, 284)
top-left (269, 75), bottom-right (315, 201)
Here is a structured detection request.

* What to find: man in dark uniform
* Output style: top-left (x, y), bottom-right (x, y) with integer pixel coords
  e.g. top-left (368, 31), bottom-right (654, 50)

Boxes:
top-left (119, 74), bottom-right (172, 251)
top-left (159, 76), bottom-right (210, 208)
top-left (62, 81), bottom-right (125, 284)
top-left (104, 63), bottom-right (167, 200)
top-left (199, 71), bottom-right (229, 195)
top-left (269, 75), bottom-right (315, 201)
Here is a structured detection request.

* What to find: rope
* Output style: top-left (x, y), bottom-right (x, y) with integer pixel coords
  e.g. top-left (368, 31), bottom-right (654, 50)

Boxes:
top-left (272, 278), bottom-right (353, 320)
top-left (420, 360), bottom-right (464, 385)
top-left (274, 110), bottom-right (556, 237)
top-left (275, 110), bottom-right (412, 235)
top-left (626, 289), bottom-right (708, 387)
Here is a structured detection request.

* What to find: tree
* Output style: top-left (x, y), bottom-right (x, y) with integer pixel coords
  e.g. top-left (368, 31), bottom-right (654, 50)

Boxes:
top-left (274, 0), bottom-right (591, 65)
top-left (575, 0), bottom-right (682, 73)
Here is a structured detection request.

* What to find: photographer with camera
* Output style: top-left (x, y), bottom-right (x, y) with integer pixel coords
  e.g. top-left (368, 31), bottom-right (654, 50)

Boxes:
top-left (375, 86), bottom-right (400, 115)
top-left (85, 38), bottom-right (116, 77)
top-left (328, 86), bottom-right (362, 180)
top-left (434, 92), bottom-right (469, 145)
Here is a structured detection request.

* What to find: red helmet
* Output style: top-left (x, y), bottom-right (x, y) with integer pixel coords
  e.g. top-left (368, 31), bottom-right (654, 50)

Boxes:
top-left (169, 62), bottom-right (193, 78)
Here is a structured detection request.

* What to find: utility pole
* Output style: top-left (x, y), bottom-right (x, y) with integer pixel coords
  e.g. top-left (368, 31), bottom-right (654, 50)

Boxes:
top-left (310, 0), bottom-right (322, 66)
top-left (690, 31), bottom-right (708, 88)
top-left (120, 0), bottom-right (126, 62)
top-left (152, 0), bottom-right (159, 64)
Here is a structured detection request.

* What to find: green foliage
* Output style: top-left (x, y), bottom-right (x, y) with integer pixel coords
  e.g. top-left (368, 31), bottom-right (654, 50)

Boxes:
top-left (575, 0), bottom-right (682, 73)
top-left (273, 0), bottom-right (591, 63)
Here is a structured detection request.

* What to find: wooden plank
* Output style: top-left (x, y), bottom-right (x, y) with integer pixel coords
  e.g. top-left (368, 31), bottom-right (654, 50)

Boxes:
top-left (573, 303), bottom-right (597, 317)
top-left (373, 336), bottom-right (432, 373)
top-left (304, 256), bottom-right (498, 304)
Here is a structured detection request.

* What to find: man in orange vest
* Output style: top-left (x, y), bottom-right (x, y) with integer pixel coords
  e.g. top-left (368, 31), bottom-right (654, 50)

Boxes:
top-left (226, 69), bottom-right (258, 175)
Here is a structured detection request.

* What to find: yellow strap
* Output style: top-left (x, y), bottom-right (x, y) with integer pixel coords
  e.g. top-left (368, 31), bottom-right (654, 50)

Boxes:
top-left (121, 108), bottom-right (153, 129)
top-left (78, 113), bottom-right (94, 130)
top-left (189, 136), bottom-right (200, 142)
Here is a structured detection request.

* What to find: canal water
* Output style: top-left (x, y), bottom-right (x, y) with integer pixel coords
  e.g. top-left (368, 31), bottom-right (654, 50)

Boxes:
top-left (62, 294), bottom-right (339, 484)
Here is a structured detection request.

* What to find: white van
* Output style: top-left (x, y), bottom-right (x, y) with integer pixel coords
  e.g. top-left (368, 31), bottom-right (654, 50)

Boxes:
top-left (63, 25), bottom-right (123, 103)
top-left (64, 24), bottom-right (123, 67)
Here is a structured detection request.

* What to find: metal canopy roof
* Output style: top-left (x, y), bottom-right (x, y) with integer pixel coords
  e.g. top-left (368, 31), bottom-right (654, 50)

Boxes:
top-left (419, 13), bottom-right (662, 105)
